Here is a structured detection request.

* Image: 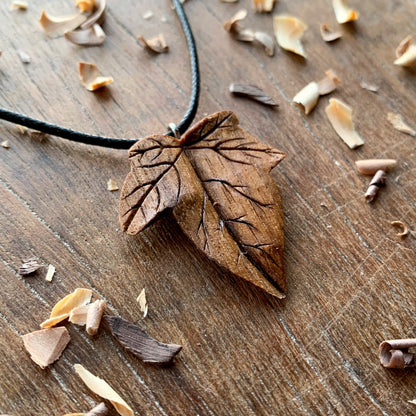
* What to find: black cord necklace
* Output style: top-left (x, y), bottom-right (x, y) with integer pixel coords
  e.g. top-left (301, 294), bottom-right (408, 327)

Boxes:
top-left (0, 0), bottom-right (199, 148)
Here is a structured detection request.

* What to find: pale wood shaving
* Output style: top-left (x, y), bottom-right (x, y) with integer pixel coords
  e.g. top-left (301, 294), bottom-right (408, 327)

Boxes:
top-left (107, 179), bottom-right (119, 191)
top-left (273, 15), bottom-right (307, 57)
top-left (355, 159), bottom-right (397, 175)
top-left (320, 23), bottom-right (342, 42)
top-left (387, 112), bottom-right (416, 136)
top-left (365, 170), bottom-right (386, 202)
top-left (18, 50), bottom-right (31, 64)
top-left (39, 10), bottom-right (87, 37)
top-left (79, 0), bottom-right (106, 31)
top-left (78, 62), bottom-right (113, 91)
top-left (391, 221), bottom-right (409, 238)
top-left (325, 98), bottom-right (364, 149)
top-left (40, 288), bottom-right (92, 328)
top-left (137, 33), bottom-right (169, 53)
top-left (136, 289), bottom-right (148, 318)
top-left (332, 0), bottom-right (359, 24)
top-left (69, 304), bottom-right (91, 326)
top-left (74, 364), bottom-right (134, 416)
top-left (19, 257), bottom-right (43, 275)
top-left (10, 1), bottom-right (28, 10)
top-left (394, 35), bottom-right (416, 67)
top-left (252, 0), bottom-right (275, 13)
top-left (230, 83), bottom-right (278, 106)
top-left (223, 9), bottom-right (247, 33)
top-left (65, 24), bottom-right (106, 46)
top-left (22, 327), bottom-right (70, 369)
top-left (75, 0), bottom-right (97, 13)
top-left (317, 69), bottom-right (341, 95)
top-left (1, 140), bottom-right (10, 149)
top-left (45, 264), bottom-right (56, 282)
top-left (253, 31), bottom-right (275, 56)
top-left (29, 130), bottom-right (48, 142)
top-left (142, 10), bottom-right (154, 20)
top-left (360, 80), bottom-right (379, 93)
top-left (86, 300), bottom-right (106, 335)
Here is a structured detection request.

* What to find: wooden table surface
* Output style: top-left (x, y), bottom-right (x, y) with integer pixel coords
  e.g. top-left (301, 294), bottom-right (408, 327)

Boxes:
top-left (1, 0), bottom-right (415, 415)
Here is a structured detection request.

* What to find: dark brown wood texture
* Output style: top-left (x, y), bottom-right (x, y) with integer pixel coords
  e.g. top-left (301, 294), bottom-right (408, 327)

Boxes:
top-left (0, 0), bottom-right (415, 415)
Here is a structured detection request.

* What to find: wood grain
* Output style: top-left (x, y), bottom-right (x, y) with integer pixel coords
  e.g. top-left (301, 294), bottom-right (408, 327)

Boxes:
top-left (0, 0), bottom-right (415, 415)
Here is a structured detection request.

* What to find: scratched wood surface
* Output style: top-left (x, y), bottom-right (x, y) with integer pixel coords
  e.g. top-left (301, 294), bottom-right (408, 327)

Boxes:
top-left (0, 0), bottom-right (415, 415)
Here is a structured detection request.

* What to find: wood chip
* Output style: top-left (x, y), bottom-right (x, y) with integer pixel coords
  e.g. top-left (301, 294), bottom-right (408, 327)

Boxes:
top-left (29, 130), bottom-right (48, 142)
top-left (136, 289), bottom-right (148, 318)
top-left (365, 170), bottom-right (386, 203)
top-left (86, 300), bottom-right (106, 335)
top-left (391, 221), bottom-right (409, 238)
top-left (223, 9), bottom-right (247, 33)
top-left (229, 83), bottom-right (278, 106)
top-left (65, 24), bottom-right (106, 46)
top-left (355, 159), bottom-right (397, 175)
top-left (45, 264), bottom-right (56, 282)
top-left (1, 140), bottom-right (10, 149)
top-left (19, 257), bottom-right (43, 275)
top-left (75, 0), bottom-right (97, 13)
top-left (380, 339), bottom-right (416, 368)
top-left (137, 33), bottom-right (169, 53)
top-left (40, 288), bottom-right (92, 328)
top-left (74, 364), bottom-right (134, 416)
top-left (332, 0), bottom-right (359, 24)
top-left (107, 179), bottom-right (119, 191)
top-left (360, 80), bottom-right (379, 93)
top-left (18, 50), bottom-right (31, 64)
top-left (325, 98), bottom-right (364, 149)
top-left (252, 0), bottom-right (275, 13)
top-left (394, 35), bottom-right (416, 67)
top-left (320, 23), bottom-right (342, 42)
top-left (78, 62), bottom-right (113, 91)
top-left (39, 10), bottom-right (87, 37)
top-left (22, 327), bottom-right (70, 369)
top-left (142, 10), bottom-right (153, 20)
top-left (10, 1), bottom-right (28, 10)
top-left (253, 31), bottom-right (275, 56)
top-left (105, 316), bottom-right (182, 364)
top-left (387, 112), bottom-right (416, 136)
top-left (317, 69), bottom-right (341, 95)
top-left (69, 304), bottom-right (91, 326)
top-left (273, 15), bottom-right (307, 57)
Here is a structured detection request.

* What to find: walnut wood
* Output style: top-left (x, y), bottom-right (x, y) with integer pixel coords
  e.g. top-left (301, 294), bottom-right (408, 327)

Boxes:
top-left (1, 0), bottom-right (416, 415)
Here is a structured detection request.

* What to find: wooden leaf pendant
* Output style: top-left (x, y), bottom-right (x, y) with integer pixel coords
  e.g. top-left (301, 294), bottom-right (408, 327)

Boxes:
top-left (119, 111), bottom-right (286, 298)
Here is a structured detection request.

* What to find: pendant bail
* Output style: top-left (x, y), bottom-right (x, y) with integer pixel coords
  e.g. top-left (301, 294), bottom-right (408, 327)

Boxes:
top-left (168, 123), bottom-right (181, 140)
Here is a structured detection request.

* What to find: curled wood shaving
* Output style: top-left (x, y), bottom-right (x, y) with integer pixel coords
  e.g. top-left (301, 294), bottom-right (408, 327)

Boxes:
top-left (391, 221), bottom-right (409, 238)
top-left (22, 327), bottom-right (70, 369)
top-left (273, 15), bottom-right (307, 57)
top-left (80, 0), bottom-right (106, 30)
top-left (19, 257), bottom-right (43, 275)
top-left (137, 33), bottom-right (169, 53)
top-left (1, 140), bottom-right (10, 149)
top-left (230, 83), bottom-right (278, 106)
top-left (29, 130), bottom-right (48, 142)
top-left (143, 10), bottom-right (153, 20)
top-left (18, 50), bottom-right (31, 64)
top-left (136, 289), bottom-right (148, 318)
top-left (325, 98), bottom-right (364, 149)
top-left (78, 62), bottom-right (113, 91)
top-left (252, 0), bottom-right (276, 13)
top-left (107, 179), bottom-right (119, 191)
top-left (75, 0), bottom-right (97, 13)
top-left (10, 1), bottom-right (28, 10)
top-left (40, 288), bottom-right (92, 328)
top-left (74, 364), bottom-right (134, 416)
top-left (394, 35), bottom-right (416, 67)
top-left (69, 304), bottom-right (90, 326)
top-left (39, 10), bottom-right (87, 37)
top-left (45, 264), bottom-right (56, 282)
top-left (86, 300), bottom-right (106, 335)
top-left (355, 159), bottom-right (397, 175)
top-left (65, 24), bottom-right (106, 46)
top-left (253, 31), bottom-right (275, 56)
top-left (105, 316), bottom-right (182, 364)
top-left (387, 112), bottom-right (416, 137)
top-left (223, 9), bottom-right (247, 33)
top-left (380, 339), bottom-right (416, 368)
top-left (320, 23), bottom-right (342, 42)
top-left (293, 69), bottom-right (340, 114)
top-left (360, 80), bottom-right (379, 93)
top-left (365, 170), bottom-right (386, 203)
top-left (332, 0), bottom-right (359, 24)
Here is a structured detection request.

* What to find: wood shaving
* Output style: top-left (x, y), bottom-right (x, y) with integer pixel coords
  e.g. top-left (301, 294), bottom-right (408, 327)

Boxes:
top-left (107, 179), bottom-right (119, 191)
top-left (325, 98), bottom-right (364, 149)
top-left (365, 170), bottom-right (386, 203)
top-left (230, 83), bottom-right (278, 106)
top-left (142, 10), bottom-right (154, 20)
top-left (391, 221), bottom-right (409, 238)
top-left (220, 0), bottom-right (239, 2)
top-left (18, 50), bottom-right (31, 64)
top-left (380, 339), bottom-right (416, 368)
top-left (39, 10), bottom-right (87, 37)
top-left (394, 35), bottom-right (416, 67)
top-left (223, 9), bottom-right (247, 33)
top-left (273, 15), bottom-right (307, 58)
top-left (22, 327), bottom-right (70, 369)
top-left (75, 0), bottom-right (97, 13)
top-left (19, 257), bottom-right (43, 275)
top-left (252, 0), bottom-right (276, 13)
top-left (332, 0), bottom-right (359, 24)
top-left (360, 80), bottom-right (379, 93)
top-left (79, 0), bottom-right (106, 31)
top-left (40, 288), bottom-right (92, 328)
top-left (65, 24), bottom-right (106, 46)
top-left (45, 264), bottom-right (56, 282)
top-left (69, 304), bottom-right (91, 326)
top-left (74, 364), bottom-right (134, 416)
top-left (293, 69), bottom-right (340, 114)
top-left (29, 130), bottom-right (48, 142)
top-left (85, 403), bottom-right (108, 416)
top-left (86, 300), bottom-right (106, 335)
top-left (320, 23), bottom-right (342, 42)
top-left (1, 140), bottom-right (10, 149)
top-left (253, 31), bottom-right (275, 56)
top-left (136, 288), bottom-right (148, 318)
top-left (387, 112), bottom-right (416, 136)
top-left (78, 62), bottom-right (113, 91)
top-left (137, 33), bottom-right (169, 53)
top-left (105, 316), bottom-right (182, 364)
top-left (10, 1), bottom-right (28, 10)
top-left (355, 159), bottom-right (397, 175)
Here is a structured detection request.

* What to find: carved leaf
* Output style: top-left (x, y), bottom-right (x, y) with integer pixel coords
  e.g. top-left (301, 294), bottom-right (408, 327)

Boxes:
top-left (120, 111), bottom-right (286, 298)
